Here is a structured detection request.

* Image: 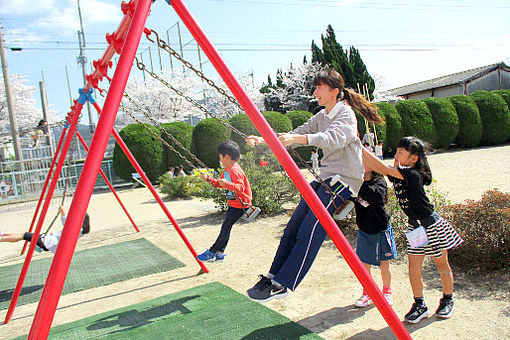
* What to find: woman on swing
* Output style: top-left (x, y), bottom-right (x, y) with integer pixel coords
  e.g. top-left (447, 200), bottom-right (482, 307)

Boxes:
top-left (245, 68), bottom-right (383, 302)
top-left (0, 205), bottom-right (90, 253)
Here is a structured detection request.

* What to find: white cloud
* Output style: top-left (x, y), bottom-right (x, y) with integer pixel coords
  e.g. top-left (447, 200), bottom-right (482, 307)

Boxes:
top-left (81, 0), bottom-right (123, 24)
top-left (35, 0), bottom-right (122, 32)
top-left (4, 27), bottom-right (46, 46)
top-left (0, 0), bottom-right (54, 15)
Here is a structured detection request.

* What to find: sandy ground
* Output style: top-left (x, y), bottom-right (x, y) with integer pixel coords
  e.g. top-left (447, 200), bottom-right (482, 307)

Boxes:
top-left (0, 145), bottom-right (509, 339)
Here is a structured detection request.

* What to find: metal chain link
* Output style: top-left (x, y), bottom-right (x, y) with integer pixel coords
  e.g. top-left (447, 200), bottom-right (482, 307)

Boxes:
top-left (144, 29), bottom-right (242, 110)
top-left (121, 91), bottom-right (207, 170)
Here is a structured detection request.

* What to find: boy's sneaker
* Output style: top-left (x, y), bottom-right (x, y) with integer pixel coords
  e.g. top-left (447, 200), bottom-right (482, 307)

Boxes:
top-left (197, 249), bottom-right (215, 262)
top-left (435, 298), bottom-right (454, 319)
top-left (404, 302), bottom-right (429, 324)
top-left (214, 252), bottom-right (226, 262)
top-left (384, 292), bottom-right (393, 306)
top-left (354, 294), bottom-right (372, 308)
top-left (247, 278), bottom-right (288, 303)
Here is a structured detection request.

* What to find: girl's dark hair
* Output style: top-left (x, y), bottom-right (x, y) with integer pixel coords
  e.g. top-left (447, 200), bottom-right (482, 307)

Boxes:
top-left (218, 140), bottom-right (240, 161)
top-left (397, 136), bottom-right (432, 185)
top-left (313, 68), bottom-right (383, 124)
top-left (81, 213), bottom-right (90, 234)
top-left (369, 171), bottom-right (388, 203)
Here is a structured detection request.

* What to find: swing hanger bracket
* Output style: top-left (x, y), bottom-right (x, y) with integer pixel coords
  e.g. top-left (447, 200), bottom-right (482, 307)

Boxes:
top-left (77, 87), bottom-right (97, 105)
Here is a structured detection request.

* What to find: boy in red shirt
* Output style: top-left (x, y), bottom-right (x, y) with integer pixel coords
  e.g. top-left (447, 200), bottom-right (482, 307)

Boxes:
top-left (197, 140), bottom-right (252, 262)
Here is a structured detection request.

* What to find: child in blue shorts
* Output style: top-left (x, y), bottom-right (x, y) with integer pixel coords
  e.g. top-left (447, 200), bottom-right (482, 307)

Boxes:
top-left (353, 166), bottom-right (397, 307)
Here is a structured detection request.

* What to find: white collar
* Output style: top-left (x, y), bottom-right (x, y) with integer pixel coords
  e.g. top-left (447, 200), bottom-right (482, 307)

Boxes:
top-left (323, 101), bottom-right (344, 120)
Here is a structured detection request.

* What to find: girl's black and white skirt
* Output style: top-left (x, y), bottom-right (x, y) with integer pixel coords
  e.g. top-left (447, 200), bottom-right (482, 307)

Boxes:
top-left (407, 212), bottom-right (463, 257)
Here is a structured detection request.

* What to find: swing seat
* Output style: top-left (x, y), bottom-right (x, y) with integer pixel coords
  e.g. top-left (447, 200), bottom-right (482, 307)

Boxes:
top-left (34, 246), bottom-right (44, 253)
top-left (333, 200), bottom-right (354, 221)
top-left (241, 206), bottom-right (261, 222)
top-left (131, 173), bottom-right (146, 188)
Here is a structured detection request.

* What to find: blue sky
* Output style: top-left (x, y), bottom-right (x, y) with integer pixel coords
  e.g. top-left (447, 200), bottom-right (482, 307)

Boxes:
top-left (1, 0), bottom-right (510, 126)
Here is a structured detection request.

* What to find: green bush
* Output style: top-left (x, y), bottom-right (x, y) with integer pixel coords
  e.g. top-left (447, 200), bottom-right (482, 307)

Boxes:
top-left (422, 97), bottom-right (459, 149)
top-left (448, 95), bottom-right (482, 147)
top-left (444, 190), bottom-right (510, 271)
top-left (285, 110), bottom-right (316, 164)
top-left (158, 173), bottom-right (202, 199)
top-left (228, 114), bottom-right (259, 153)
top-left (375, 102), bottom-right (404, 154)
top-left (492, 89), bottom-right (510, 110)
top-left (285, 110), bottom-right (313, 129)
top-left (262, 111), bottom-right (293, 133)
top-left (193, 149), bottom-right (300, 215)
top-left (160, 122), bottom-right (194, 172)
top-left (396, 99), bottom-right (436, 145)
top-left (470, 91), bottom-right (510, 145)
top-left (191, 118), bottom-right (231, 168)
top-left (113, 124), bottom-right (166, 183)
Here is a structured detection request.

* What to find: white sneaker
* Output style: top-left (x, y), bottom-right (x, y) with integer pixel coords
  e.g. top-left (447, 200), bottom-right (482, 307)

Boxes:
top-left (384, 292), bottom-right (393, 306)
top-left (354, 294), bottom-right (373, 308)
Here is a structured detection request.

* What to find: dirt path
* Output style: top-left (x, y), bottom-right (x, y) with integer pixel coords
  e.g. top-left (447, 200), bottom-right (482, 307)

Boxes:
top-left (1, 145), bottom-right (509, 339)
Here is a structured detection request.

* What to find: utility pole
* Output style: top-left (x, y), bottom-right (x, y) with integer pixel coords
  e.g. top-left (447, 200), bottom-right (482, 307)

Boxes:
top-left (39, 71), bottom-right (53, 148)
top-left (0, 17), bottom-right (23, 168)
top-left (65, 67), bottom-right (83, 159)
top-left (77, 0), bottom-right (94, 134)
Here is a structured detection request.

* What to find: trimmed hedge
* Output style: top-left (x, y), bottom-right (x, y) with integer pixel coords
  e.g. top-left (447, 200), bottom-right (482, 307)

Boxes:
top-left (470, 91), bottom-right (510, 145)
top-left (229, 114), bottom-right (259, 153)
top-left (285, 110), bottom-right (315, 163)
top-left (191, 118), bottom-right (231, 168)
top-left (422, 97), bottom-right (459, 149)
top-left (113, 124), bottom-right (166, 183)
top-left (160, 122), bottom-right (194, 172)
top-left (448, 95), bottom-right (482, 147)
top-left (395, 99), bottom-right (436, 145)
top-left (492, 89), bottom-right (510, 113)
top-left (285, 110), bottom-right (313, 129)
top-left (375, 102), bottom-right (402, 154)
top-left (262, 111), bottom-right (293, 133)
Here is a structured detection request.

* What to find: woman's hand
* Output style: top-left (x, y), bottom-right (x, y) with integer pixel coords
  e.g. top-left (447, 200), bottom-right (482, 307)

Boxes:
top-left (246, 135), bottom-right (264, 147)
top-left (278, 133), bottom-right (307, 147)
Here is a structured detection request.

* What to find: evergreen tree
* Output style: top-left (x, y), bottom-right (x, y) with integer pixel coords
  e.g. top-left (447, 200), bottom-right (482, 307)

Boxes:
top-left (309, 25), bottom-right (374, 97)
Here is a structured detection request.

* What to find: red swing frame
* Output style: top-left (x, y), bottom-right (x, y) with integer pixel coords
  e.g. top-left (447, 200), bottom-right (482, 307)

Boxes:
top-left (9, 1), bottom-right (411, 339)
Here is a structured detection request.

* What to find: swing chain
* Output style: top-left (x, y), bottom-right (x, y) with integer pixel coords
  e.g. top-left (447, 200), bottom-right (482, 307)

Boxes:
top-left (144, 29), bottom-right (242, 109)
top-left (121, 91), bottom-right (208, 170)
top-left (133, 56), bottom-right (249, 139)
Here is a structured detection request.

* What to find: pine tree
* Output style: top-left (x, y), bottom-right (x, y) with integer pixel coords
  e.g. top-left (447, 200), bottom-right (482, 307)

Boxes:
top-left (309, 25), bottom-right (374, 97)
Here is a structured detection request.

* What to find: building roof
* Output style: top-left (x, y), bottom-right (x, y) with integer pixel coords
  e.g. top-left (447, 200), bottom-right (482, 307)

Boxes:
top-left (389, 62), bottom-right (510, 96)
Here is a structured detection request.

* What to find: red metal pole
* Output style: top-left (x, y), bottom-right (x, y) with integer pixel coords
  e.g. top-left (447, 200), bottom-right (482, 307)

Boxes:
top-left (92, 102), bottom-right (208, 273)
top-left (75, 131), bottom-right (140, 232)
top-left (20, 126), bottom-right (68, 256)
top-left (3, 108), bottom-right (82, 325)
top-left (171, 1), bottom-right (411, 339)
top-left (27, 1), bottom-right (152, 338)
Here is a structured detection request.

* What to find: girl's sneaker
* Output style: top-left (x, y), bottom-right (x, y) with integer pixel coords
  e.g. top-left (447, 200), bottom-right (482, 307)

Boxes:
top-left (384, 292), bottom-right (393, 306)
top-left (405, 302), bottom-right (429, 323)
top-left (354, 294), bottom-right (373, 308)
top-left (435, 298), bottom-right (454, 319)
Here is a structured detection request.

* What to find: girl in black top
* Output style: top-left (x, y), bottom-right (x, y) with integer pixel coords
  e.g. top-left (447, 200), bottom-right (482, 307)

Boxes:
top-left (362, 136), bottom-right (463, 324)
top-left (353, 166), bottom-right (397, 308)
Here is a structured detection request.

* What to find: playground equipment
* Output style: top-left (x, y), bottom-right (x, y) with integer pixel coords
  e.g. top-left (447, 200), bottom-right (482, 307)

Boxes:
top-left (7, 1), bottom-right (411, 339)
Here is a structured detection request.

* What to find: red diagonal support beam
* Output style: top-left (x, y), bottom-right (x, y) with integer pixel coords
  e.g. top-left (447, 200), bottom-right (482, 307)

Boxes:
top-left (27, 1), bottom-right (152, 337)
top-left (75, 131), bottom-right (140, 233)
top-left (92, 102), bottom-right (208, 273)
top-left (171, 0), bottom-right (411, 339)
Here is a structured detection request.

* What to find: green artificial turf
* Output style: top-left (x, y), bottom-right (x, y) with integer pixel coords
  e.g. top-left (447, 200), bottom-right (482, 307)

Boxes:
top-left (0, 238), bottom-right (184, 310)
top-left (30, 282), bottom-right (322, 340)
